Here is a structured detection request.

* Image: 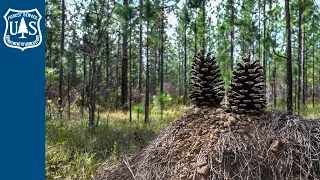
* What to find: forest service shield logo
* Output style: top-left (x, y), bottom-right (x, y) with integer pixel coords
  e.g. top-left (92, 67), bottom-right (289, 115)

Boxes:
top-left (3, 8), bottom-right (42, 51)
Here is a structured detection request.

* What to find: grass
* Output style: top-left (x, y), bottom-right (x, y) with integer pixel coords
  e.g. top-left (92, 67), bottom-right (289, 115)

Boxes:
top-left (267, 98), bottom-right (320, 119)
top-left (46, 98), bottom-right (320, 180)
top-left (46, 105), bottom-right (189, 180)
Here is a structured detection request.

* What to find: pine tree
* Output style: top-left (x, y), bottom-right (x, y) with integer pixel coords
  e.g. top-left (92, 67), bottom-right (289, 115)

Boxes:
top-left (285, 0), bottom-right (293, 114)
top-left (228, 54), bottom-right (266, 114)
top-left (189, 50), bottom-right (224, 107)
top-left (58, 0), bottom-right (65, 119)
top-left (121, 0), bottom-right (129, 107)
top-left (18, 17), bottom-right (28, 39)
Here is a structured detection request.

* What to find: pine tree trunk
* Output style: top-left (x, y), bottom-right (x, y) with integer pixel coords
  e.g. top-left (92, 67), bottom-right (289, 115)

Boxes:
top-left (184, 23), bottom-right (187, 105)
top-left (268, 0), bottom-right (272, 105)
top-left (302, 26), bottom-right (307, 106)
top-left (258, 0), bottom-right (261, 61)
top-left (263, 0), bottom-right (267, 90)
top-left (89, 57), bottom-right (96, 128)
top-left (295, 65), bottom-right (297, 110)
top-left (121, 0), bottom-right (129, 108)
top-left (160, 21), bottom-right (164, 118)
top-left (297, 0), bottom-right (303, 114)
top-left (159, 3), bottom-right (165, 118)
top-left (106, 32), bottom-right (109, 97)
top-left (230, 0), bottom-right (234, 71)
top-left (252, 36), bottom-right (255, 59)
top-left (96, 60), bottom-right (102, 127)
top-left (194, 22), bottom-right (197, 55)
top-left (304, 52), bottom-right (308, 106)
top-left (312, 16), bottom-right (315, 108)
top-left (47, 31), bottom-right (53, 67)
top-left (285, 0), bottom-right (293, 114)
top-left (273, 60), bottom-right (277, 108)
top-left (105, 0), bottom-right (110, 99)
top-left (160, 0), bottom-right (164, 95)
top-left (145, 20), bottom-right (150, 123)
top-left (129, 20), bottom-right (132, 124)
top-left (157, 37), bottom-right (161, 87)
top-left (178, 47), bottom-right (182, 96)
top-left (81, 35), bottom-right (87, 118)
top-left (71, 30), bottom-right (77, 86)
top-left (202, 0), bottom-right (205, 50)
top-left (138, 0), bottom-right (143, 97)
top-left (67, 54), bottom-right (71, 119)
top-left (116, 31), bottom-right (120, 110)
top-left (58, 0), bottom-right (65, 119)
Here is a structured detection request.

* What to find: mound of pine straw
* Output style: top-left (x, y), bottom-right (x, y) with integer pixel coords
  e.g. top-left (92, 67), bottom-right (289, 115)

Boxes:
top-left (94, 107), bottom-right (320, 180)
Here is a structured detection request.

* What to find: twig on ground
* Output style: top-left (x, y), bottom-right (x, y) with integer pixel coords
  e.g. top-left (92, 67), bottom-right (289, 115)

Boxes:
top-left (123, 156), bottom-right (136, 180)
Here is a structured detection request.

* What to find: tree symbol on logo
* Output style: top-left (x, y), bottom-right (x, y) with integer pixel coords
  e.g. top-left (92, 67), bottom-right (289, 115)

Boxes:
top-left (18, 17), bottom-right (28, 39)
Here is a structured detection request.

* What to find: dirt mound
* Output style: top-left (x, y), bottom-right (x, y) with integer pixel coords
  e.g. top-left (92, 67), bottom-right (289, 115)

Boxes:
top-left (94, 107), bottom-right (320, 180)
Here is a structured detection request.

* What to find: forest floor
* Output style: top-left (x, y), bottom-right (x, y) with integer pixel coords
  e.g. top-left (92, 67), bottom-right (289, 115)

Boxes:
top-left (46, 105), bottom-right (190, 180)
top-left (45, 99), bottom-right (320, 180)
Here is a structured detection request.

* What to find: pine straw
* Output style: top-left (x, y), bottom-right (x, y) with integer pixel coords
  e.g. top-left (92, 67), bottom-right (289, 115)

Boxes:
top-left (94, 108), bottom-right (320, 180)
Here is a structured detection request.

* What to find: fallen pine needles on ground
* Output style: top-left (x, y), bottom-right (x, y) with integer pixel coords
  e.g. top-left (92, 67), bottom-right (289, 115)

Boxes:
top-left (95, 106), bottom-right (320, 180)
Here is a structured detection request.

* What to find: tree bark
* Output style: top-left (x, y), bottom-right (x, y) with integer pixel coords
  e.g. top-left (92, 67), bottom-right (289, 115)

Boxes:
top-left (178, 46), bottom-right (182, 96)
top-left (58, 0), bottom-right (65, 119)
top-left (258, 0), bottom-right (261, 61)
top-left (138, 0), bottom-right (143, 96)
top-left (145, 19), bottom-right (150, 123)
top-left (121, 0), bottom-right (129, 107)
top-left (129, 20), bottom-right (132, 124)
top-left (230, 0), bottom-right (234, 71)
top-left (273, 60), bottom-right (277, 108)
top-left (81, 35), bottom-right (87, 118)
top-left (312, 15), bottom-right (315, 108)
top-left (116, 30), bottom-right (120, 110)
top-left (297, 0), bottom-right (303, 114)
top-left (202, 0), bottom-right (206, 50)
top-left (302, 25), bottom-right (306, 106)
top-left (47, 30), bottom-right (53, 68)
top-left (183, 23), bottom-right (187, 105)
top-left (160, 0), bottom-right (165, 118)
top-left (160, 0), bottom-right (164, 94)
top-left (67, 51), bottom-right (70, 120)
top-left (89, 57), bottom-right (96, 128)
top-left (285, 0), bottom-right (293, 114)
top-left (71, 30), bottom-right (77, 86)
top-left (105, 0), bottom-right (110, 99)
top-left (263, 0), bottom-right (267, 90)
top-left (106, 31), bottom-right (109, 97)
top-left (194, 22), bottom-right (197, 55)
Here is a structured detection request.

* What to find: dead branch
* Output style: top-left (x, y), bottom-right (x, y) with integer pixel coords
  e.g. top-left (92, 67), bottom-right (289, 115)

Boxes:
top-left (273, 48), bottom-right (287, 59)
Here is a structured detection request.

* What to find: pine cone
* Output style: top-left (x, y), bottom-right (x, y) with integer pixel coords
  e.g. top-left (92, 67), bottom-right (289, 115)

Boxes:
top-left (228, 54), bottom-right (266, 114)
top-left (189, 50), bottom-right (224, 107)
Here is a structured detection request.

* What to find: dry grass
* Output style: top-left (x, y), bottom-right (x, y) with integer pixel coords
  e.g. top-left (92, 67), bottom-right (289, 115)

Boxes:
top-left (46, 106), bottom-right (189, 180)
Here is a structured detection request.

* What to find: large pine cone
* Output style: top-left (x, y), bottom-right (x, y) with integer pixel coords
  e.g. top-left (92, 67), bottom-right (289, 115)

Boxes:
top-left (189, 50), bottom-right (224, 107)
top-left (228, 54), bottom-right (266, 114)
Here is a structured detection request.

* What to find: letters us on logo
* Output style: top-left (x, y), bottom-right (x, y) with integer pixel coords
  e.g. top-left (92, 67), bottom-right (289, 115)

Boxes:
top-left (3, 9), bottom-right (42, 51)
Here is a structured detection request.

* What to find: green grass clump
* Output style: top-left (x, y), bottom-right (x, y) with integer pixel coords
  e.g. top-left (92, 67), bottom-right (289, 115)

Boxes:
top-left (46, 106), bottom-right (189, 180)
top-left (267, 98), bottom-right (320, 119)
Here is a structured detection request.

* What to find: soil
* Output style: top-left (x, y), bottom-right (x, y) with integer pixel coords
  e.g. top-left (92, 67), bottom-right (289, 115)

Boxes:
top-left (94, 106), bottom-right (320, 180)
